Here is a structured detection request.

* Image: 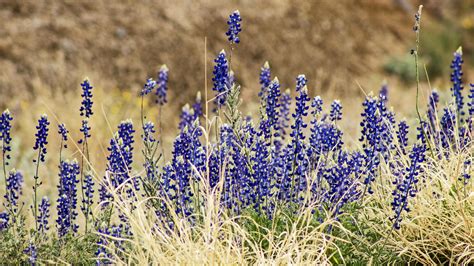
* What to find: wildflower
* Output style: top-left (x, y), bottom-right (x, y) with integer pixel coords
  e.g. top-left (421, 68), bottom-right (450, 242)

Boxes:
top-left (440, 107), bottom-right (456, 151)
top-left (142, 121), bottom-right (156, 143)
top-left (469, 83), bottom-right (474, 116)
top-left (461, 160), bottom-right (471, 185)
top-left (329, 100), bottom-right (342, 122)
top-left (192, 91), bottom-right (203, 119)
top-left (391, 143), bottom-right (426, 229)
top-left (56, 160), bottom-right (80, 237)
top-left (80, 79), bottom-right (94, 118)
top-left (427, 90), bottom-right (440, 142)
top-left (82, 174), bottom-right (94, 216)
top-left (178, 104), bottom-right (195, 131)
top-left (296, 74), bottom-right (307, 92)
top-left (4, 170), bottom-right (23, 219)
top-left (379, 83), bottom-right (389, 101)
top-left (311, 96), bottom-right (323, 116)
top-left (324, 151), bottom-right (360, 218)
top-left (37, 196), bottom-right (51, 234)
top-left (78, 119), bottom-right (91, 144)
top-left (359, 95), bottom-right (382, 194)
top-left (397, 120), bottom-right (409, 156)
top-left (0, 110), bottom-right (13, 165)
top-left (96, 225), bottom-right (113, 264)
top-left (155, 65), bottom-right (169, 105)
top-left (266, 77), bottom-right (281, 131)
top-left (252, 133), bottom-right (271, 214)
top-left (23, 242), bottom-right (37, 265)
top-left (450, 48), bottom-right (464, 118)
top-left (309, 121), bottom-right (343, 158)
top-left (212, 50), bottom-right (230, 109)
top-left (226, 10), bottom-right (242, 44)
top-left (101, 120), bottom-right (136, 205)
top-left (33, 114), bottom-right (50, 163)
top-left (279, 89), bottom-right (292, 138)
top-left (141, 78), bottom-right (156, 96)
top-left (58, 123), bottom-right (68, 148)
top-left (281, 78), bottom-right (310, 202)
top-left (0, 211), bottom-right (8, 231)
top-left (259, 61), bottom-right (271, 99)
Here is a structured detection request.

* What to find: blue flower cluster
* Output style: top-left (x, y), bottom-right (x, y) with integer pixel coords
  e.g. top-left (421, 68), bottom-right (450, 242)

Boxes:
top-left (450, 48), bottom-right (464, 118)
top-left (212, 50), bottom-right (230, 109)
top-left (0, 110), bottom-right (13, 165)
top-left (226, 10), bottom-right (242, 44)
top-left (155, 65), bottom-right (169, 105)
top-left (58, 123), bottom-right (69, 148)
top-left (33, 115), bottom-right (50, 163)
top-left (0, 10), bottom-right (473, 264)
top-left (4, 170), bottom-right (23, 220)
top-left (80, 79), bottom-right (94, 118)
top-left (56, 160), bottom-right (80, 237)
top-left (37, 196), bottom-right (50, 235)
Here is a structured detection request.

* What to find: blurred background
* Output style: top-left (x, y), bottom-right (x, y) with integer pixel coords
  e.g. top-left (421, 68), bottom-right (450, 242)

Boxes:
top-left (0, 0), bottom-right (473, 184)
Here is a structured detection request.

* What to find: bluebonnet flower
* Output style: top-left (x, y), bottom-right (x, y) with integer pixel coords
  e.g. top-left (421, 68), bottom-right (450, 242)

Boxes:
top-left (37, 196), bottom-right (50, 234)
top-left (95, 224), bottom-right (125, 264)
top-left (142, 121), bottom-right (156, 143)
top-left (281, 79), bottom-right (310, 202)
top-left (140, 78), bottom-right (156, 96)
top-left (23, 242), bottom-right (37, 265)
top-left (311, 96), bottom-right (323, 116)
top-left (0, 110), bottom-right (13, 165)
top-left (323, 151), bottom-right (361, 219)
top-left (309, 121), bottom-right (343, 158)
top-left (0, 211), bottom-right (8, 231)
top-left (259, 61), bottom-right (271, 99)
top-left (427, 90), bottom-right (439, 132)
top-left (58, 123), bottom-right (68, 148)
top-left (469, 83), bottom-right (474, 117)
top-left (427, 90), bottom-right (440, 148)
top-left (192, 91), bottom-right (203, 120)
top-left (391, 143), bottom-right (426, 229)
top-left (178, 104), bottom-right (195, 131)
top-left (461, 160), bottom-right (471, 185)
top-left (359, 95), bottom-right (382, 194)
top-left (4, 170), bottom-right (23, 218)
top-left (82, 174), bottom-right (94, 217)
top-left (155, 65), bottom-right (169, 106)
top-left (252, 134), bottom-right (271, 215)
top-left (279, 89), bottom-right (291, 138)
top-left (450, 48), bottom-right (464, 118)
top-left (377, 89), bottom-right (396, 157)
top-left (296, 74), bottom-right (307, 92)
top-left (397, 120), bottom-right (409, 156)
top-left (379, 83), bottom-right (389, 101)
top-left (78, 119), bottom-right (91, 144)
top-left (329, 100), bottom-right (342, 122)
top-left (266, 77), bottom-right (281, 131)
top-left (56, 160), bottom-right (80, 237)
top-left (212, 50), bottom-right (230, 109)
top-left (440, 107), bottom-right (456, 152)
top-left (170, 148), bottom-right (193, 217)
top-left (33, 114), bottom-right (50, 163)
top-left (226, 10), bottom-right (242, 44)
top-left (96, 225), bottom-right (113, 264)
top-left (80, 79), bottom-right (94, 118)
top-left (101, 120), bottom-right (136, 206)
